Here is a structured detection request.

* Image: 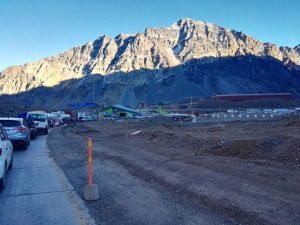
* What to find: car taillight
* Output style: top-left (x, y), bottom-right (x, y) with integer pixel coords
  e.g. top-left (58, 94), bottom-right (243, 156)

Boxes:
top-left (15, 127), bottom-right (26, 132)
top-left (0, 148), bottom-right (2, 156)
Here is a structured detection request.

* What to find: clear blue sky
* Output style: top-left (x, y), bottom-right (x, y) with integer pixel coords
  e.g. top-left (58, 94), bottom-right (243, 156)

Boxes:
top-left (0, 0), bottom-right (299, 71)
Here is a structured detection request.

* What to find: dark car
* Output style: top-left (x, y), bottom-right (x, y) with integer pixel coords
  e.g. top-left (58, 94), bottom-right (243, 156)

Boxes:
top-left (26, 119), bottom-right (37, 140)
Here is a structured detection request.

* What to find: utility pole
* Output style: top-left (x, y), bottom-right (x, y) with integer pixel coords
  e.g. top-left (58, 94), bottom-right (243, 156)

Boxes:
top-left (103, 92), bottom-right (105, 108)
top-left (92, 84), bottom-right (95, 102)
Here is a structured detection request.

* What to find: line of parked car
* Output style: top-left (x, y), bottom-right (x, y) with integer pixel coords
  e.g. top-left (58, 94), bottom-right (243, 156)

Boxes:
top-left (0, 110), bottom-right (55, 190)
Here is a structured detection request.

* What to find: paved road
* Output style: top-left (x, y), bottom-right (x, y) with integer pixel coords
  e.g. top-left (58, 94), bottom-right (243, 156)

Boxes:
top-left (0, 133), bottom-right (87, 225)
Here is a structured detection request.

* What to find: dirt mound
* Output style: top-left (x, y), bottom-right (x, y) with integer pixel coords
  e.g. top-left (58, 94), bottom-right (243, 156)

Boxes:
top-left (284, 118), bottom-right (300, 127)
top-left (203, 137), bottom-right (300, 164)
top-left (131, 119), bottom-right (300, 165)
top-left (148, 130), bottom-right (176, 140)
top-left (210, 139), bottom-right (270, 159)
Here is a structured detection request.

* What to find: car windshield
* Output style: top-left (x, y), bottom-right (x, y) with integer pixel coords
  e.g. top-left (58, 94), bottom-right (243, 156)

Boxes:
top-left (28, 114), bottom-right (47, 122)
top-left (0, 120), bottom-right (22, 127)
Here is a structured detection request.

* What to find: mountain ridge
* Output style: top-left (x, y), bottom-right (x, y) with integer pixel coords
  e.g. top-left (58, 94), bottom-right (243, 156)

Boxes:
top-left (2, 55), bottom-right (300, 108)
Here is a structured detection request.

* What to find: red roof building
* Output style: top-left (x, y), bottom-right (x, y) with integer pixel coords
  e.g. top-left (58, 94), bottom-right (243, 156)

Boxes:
top-left (213, 93), bottom-right (294, 101)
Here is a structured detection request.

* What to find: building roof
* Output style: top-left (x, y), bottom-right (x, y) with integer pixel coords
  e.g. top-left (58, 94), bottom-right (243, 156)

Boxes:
top-left (103, 104), bottom-right (139, 114)
top-left (213, 93), bottom-right (293, 97)
top-left (213, 93), bottom-right (294, 101)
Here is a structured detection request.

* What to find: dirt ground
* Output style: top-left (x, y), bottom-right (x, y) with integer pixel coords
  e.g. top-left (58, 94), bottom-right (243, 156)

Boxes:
top-left (48, 117), bottom-right (300, 225)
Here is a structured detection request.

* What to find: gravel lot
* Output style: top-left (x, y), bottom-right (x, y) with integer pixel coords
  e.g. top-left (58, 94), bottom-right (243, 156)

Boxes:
top-left (48, 117), bottom-right (300, 225)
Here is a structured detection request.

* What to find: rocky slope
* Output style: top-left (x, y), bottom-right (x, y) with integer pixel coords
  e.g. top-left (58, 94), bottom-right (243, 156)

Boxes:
top-left (0, 18), bottom-right (299, 107)
top-left (3, 55), bottom-right (300, 109)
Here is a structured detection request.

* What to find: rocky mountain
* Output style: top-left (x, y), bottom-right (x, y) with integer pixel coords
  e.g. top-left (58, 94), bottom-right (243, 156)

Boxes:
top-left (0, 18), bottom-right (300, 108)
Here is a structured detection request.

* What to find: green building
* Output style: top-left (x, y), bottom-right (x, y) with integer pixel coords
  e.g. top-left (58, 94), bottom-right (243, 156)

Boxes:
top-left (101, 104), bottom-right (139, 118)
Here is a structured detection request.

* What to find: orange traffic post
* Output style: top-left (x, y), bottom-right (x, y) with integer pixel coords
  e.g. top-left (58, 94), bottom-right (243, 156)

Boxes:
top-left (84, 135), bottom-right (99, 201)
top-left (88, 135), bottom-right (93, 186)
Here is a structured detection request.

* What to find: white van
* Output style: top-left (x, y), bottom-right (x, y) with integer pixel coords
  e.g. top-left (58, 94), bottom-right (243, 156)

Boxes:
top-left (27, 111), bottom-right (49, 135)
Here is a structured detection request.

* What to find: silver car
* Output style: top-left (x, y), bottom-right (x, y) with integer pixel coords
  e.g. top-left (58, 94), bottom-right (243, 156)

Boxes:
top-left (0, 118), bottom-right (30, 150)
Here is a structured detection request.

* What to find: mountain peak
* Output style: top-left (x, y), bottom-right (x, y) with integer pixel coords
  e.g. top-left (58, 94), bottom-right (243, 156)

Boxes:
top-left (170, 18), bottom-right (206, 28)
top-left (177, 18), bottom-right (197, 24)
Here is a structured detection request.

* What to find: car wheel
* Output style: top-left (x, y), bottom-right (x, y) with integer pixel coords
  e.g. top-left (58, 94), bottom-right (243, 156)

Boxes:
top-left (22, 144), bottom-right (28, 150)
top-left (8, 156), bottom-right (13, 170)
top-left (45, 128), bottom-right (48, 135)
top-left (0, 168), bottom-right (6, 190)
